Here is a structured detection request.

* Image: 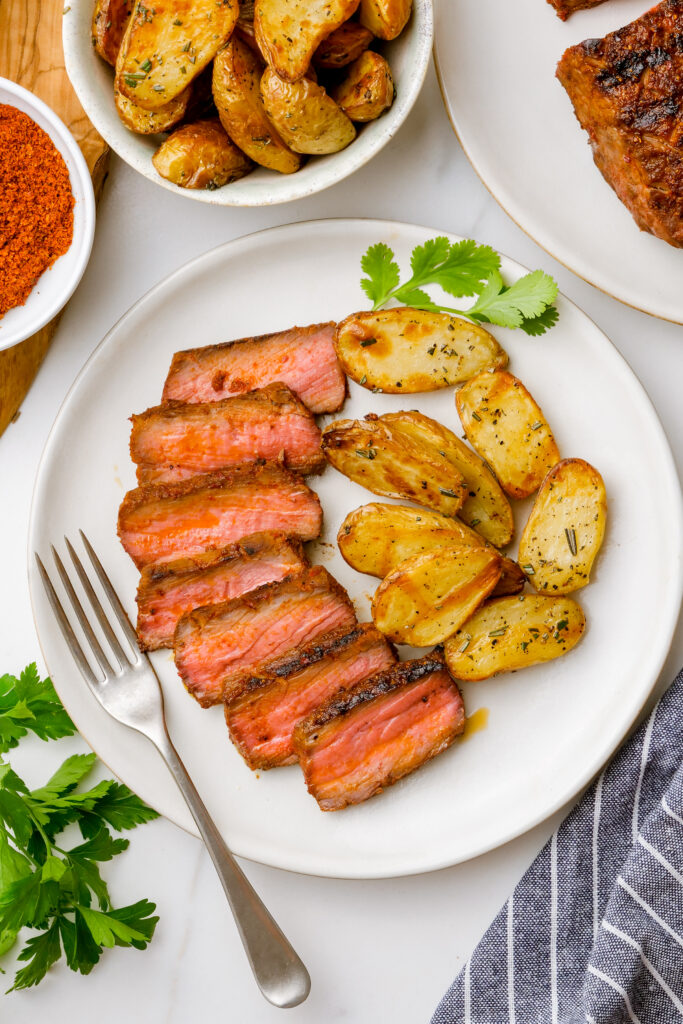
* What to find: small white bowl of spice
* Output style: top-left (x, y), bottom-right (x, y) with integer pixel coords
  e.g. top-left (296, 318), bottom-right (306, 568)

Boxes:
top-left (0, 78), bottom-right (96, 352)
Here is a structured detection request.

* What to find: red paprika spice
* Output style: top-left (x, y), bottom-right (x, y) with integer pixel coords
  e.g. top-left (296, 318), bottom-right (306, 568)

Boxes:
top-left (0, 103), bottom-right (75, 319)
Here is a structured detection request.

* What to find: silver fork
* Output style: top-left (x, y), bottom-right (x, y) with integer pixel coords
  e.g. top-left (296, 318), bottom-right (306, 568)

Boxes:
top-left (35, 531), bottom-right (311, 1009)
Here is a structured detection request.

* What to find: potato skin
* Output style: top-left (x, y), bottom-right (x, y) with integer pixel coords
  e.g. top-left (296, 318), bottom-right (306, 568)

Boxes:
top-left (518, 459), bottom-right (607, 595)
top-left (255, 0), bottom-right (361, 82)
top-left (372, 546), bottom-right (503, 647)
top-left (92, 0), bottom-right (132, 66)
top-left (334, 308), bottom-right (508, 394)
top-left (213, 39), bottom-right (302, 173)
top-left (314, 21), bottom-right (374, 68)
top-left (444, 594), bottom-right (585, 681)
top-left (115, 81), bottom-right (191, 133)
top-left (359, 0), bottom-right (411, 39)
top-left (331, 50), bottom-right (394, 122)
top-left (152, 119), bottom-right (253, 189)
top-left (322, 417), bottom-right (468, 516)
top-left (260, 68), bottom-right (356, 154)
top-left (456, 370), bottom-right (560, 500)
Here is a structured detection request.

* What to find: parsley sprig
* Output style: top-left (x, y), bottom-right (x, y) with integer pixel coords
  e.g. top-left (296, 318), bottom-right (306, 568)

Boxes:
top-left (360, 237), bottom-right (559, 336)
top-left (0, 665), bottom-right (159, 991)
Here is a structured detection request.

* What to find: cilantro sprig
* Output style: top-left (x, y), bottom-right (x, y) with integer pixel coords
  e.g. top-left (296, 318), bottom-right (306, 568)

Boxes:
top-left (360, 237), bottom-right (559, 336)
top-left (0, 666), bottom-right (159, 990)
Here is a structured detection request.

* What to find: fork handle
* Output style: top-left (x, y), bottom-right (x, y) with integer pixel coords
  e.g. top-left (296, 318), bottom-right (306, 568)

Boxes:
top-left (153, 730), bottom-right (311, 1008)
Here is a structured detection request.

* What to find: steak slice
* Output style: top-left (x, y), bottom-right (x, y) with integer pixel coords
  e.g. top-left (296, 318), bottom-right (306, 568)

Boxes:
top-left (557, 0), bottom-right (683, 247)
top-left (118, 464), bottom-right (322, 569)
top-left (162, 322), bottom-right (346, 414)
top-left (130, 384), bottom-right (325, 484)
top-left (226, 624), bottom-right (396, 769)
top-left (174, 567), bottom-right (357, 707)
top-left (547, 0), bottom-right (607, 19)
top-left (135, 533), bottom-right (308, 651)
top-left (293, 651), bottom-right (465, 811)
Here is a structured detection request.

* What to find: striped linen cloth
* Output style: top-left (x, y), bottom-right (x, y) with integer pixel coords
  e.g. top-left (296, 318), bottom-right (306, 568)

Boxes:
top-left (431, 668), bottom-right (683, 1024)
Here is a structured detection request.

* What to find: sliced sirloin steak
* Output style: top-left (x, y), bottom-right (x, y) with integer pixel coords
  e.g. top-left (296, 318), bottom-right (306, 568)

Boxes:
top-left (547, 0), bottom-right (608, 20)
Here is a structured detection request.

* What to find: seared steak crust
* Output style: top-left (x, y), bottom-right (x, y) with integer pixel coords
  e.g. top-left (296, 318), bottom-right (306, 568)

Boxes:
top-left (557, 0), bottom-right (683, 247)
top-left (547, 0), bottom-right (607, 20)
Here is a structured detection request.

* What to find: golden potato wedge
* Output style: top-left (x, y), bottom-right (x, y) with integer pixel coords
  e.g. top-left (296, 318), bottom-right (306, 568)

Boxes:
top-left (213, 39), bottom-right (302, 173)
top-left (115, 81), bottom-right (191, 133)
top-left (359, 0), bottom-right (411, 39)
top-left (372, 546), bottom-right (502, 646)
top-left (92, 0), bottom-right (132, 65)
top-left (382, 410), bottom-right (515, 547)
top-left (456, 370), bottom-right (560, 500)
top-left (314, 21), bottom-right (374, 67)
top-left (152, 119), bottom-right (253, 189)
top-left (331, 50), bottom-right (394, 122)
top-left (260, 69), bottom-right (356, 154)
top-left (334, 309), bottom-right (508, 395)
top-left (518, 459), bottom-right (607, 595)
top-left (444, 594), bottom-right (585, 680)
top-left (118, 0), bottom-right (238, 110)
top-left (322, 417), bottom-right (468, 516)
top-left (255, 0), bottom-right (360, 82)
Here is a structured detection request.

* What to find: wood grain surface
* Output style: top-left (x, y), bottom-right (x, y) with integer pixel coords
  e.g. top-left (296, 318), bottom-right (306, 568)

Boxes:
top-left (0, 0), bottom-right (109, 437)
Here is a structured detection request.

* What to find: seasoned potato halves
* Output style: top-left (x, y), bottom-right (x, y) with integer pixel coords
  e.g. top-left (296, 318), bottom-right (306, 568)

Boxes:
top-left (114, 81), bottom-right (191, 133)
top-left (92, 0), bottom-right (132, 65)
top-left (519, 459), bottom-right (607, 595)
top-left (331, 51), bottom-right (394, 122)
top-left (314, 22), bottom-right (374, 68)
top-left (322, 418), bottom-right (468, 516)
top-left (335, 309), bottom-right (508, 394)
top-left (255, 0), bottom-right (361, 81)
top-left (213, 39), bottom-right (302, 173)
top-left (456, 371), bottom-right (560, 500)
top-left (261, 69), bottom-right (356, 154)
top-left (445, 594), bottom-right (585, 681)
top-left (372, 546), bottom-right (502, 647)
top-left (359, 0), bottom-right (411, 38)
top-left (152, 120), bottom-right (253, 189)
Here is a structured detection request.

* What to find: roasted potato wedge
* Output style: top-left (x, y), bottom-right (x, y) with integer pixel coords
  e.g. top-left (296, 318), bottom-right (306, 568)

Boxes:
top-left (314, 21), bottom-right (374, 67)
top-left (213, 39), bottom-right (302, 173)
top-left (334, 309), bottom-right (508, 394)
top-left (115, 81), bottom-right (191, 133)
top-left (518, 459), bottom-right (607, 594)
top-left (255, 0), bottom-right (360, 82)
top-left (456, 371), bottom-right (560, 500)
top-left (382, 410), bottom-right (515, 547)
top-left (444, 594), bottom-right (585, 681)
top-left (92, 0), bottom-right (132, 65)
top-left (152, 119), bottom-right (253, 189)
top-left (118, 0), bottom-right (238, 110)
top-left (260, 69), bottom-right (356, 154)
top-left (359, 0), bottom-right (411, 39)
top-left (331, 50), bottom-right (394, 122)
top-left (322, 417), bottom-right (468, 516)
top-left (372, 546), bottom-right (502, 646)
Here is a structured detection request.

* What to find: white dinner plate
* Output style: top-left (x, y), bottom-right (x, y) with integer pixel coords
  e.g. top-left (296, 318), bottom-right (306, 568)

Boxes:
top-left (434, 0), bottom-right (683, 323)
top-left (29, 219), bottom-right (683, 878)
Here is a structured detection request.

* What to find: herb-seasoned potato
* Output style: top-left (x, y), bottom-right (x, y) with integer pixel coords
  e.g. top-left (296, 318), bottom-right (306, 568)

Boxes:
top-left (359, 0), bottom-right (411, 39)
top-left (382, 410), bottom-right (515, 547)
top-left (334, 309), bottom-right (508, 394)
top-left (118, 0), bottom-right (238, 110)
top-left (114, 81), bottom-right (191, 133)
top-left (255, 0), bottom-right (360, 82)
top-left (518, 459), bottom-right (607, 594)
top-left (456, 370), bottom-right (560, 500)
top-left (494, 559), bottom-right (526, 598)
top-left (322, 417), bottom-right (468, 516)
top-left (260, 69), bottom-right (356, 154)
top-left (331, 51), bottom-right (394, 122)
top-left (372, 546), bottom-right (502, 646)
top-left (213, 39), bottom-right (302, 173)
top-left (92, 0), bottom-right (132, 65)
top-left (444, 594), bottom-right (585, 681)
top-left (152, 119), bottom-right (253, 189)
top-left (314, 21), bottom-right (374, 67)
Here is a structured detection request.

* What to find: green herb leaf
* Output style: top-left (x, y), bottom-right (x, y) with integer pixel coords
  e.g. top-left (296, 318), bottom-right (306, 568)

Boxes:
top-left (0, 666), bottom-right (75, 754)
top-left (360, 243), bottom-right (400, 308)
top-left (8, 920), bottom-right (62, 991)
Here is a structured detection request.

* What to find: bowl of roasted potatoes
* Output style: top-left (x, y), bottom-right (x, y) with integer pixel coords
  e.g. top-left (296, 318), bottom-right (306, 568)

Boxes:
top-left (63, 0), bottom-right (432, 205)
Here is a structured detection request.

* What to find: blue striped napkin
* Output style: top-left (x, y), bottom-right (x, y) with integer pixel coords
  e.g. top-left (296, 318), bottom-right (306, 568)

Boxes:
top-left (431, 668), bottom-right (683, 1024)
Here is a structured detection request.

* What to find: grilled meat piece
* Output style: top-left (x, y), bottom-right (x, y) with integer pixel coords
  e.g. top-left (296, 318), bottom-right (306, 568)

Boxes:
top-left (162, 322), bottom-right (346, 414)
top-left (135, 533), bottom-right (307, 650)
top-left (174, 567), bottom-right (357, 707)
top-left (118, 464), bottom-right (322, 569)
top-left (226, 624), bottom-right (396, 769)
top-left (130, 384), bottom-right (325, 484)
top-left (293, 651), bottom-right (465, 811)
top-left (547, 0), bottom-right (607, 19)
top-left (557, 0), bottom-right (683, 247)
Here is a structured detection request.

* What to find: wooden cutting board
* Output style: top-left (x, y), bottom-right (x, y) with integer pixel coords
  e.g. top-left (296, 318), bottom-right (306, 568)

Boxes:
top-left (0, 0), bottom-right (109, 438)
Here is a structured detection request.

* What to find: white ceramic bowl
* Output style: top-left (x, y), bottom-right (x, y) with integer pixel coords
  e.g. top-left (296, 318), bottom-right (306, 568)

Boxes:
top-left (0, 78), bottom-right (96, 352)
top-left (62, 1), bottom-right (433, 206)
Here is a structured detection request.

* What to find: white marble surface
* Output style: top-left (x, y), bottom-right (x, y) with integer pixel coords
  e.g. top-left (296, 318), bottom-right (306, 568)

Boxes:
top-left (1, 60), bottom-right (682, 1021)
